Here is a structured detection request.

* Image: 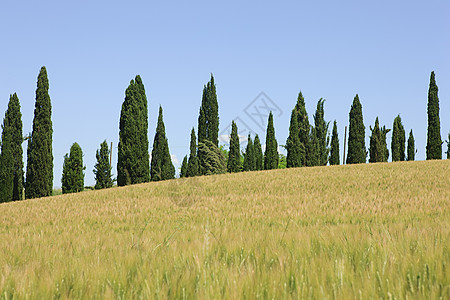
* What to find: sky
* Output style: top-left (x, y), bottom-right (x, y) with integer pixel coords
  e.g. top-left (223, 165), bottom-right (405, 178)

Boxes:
top-left (1, 0), bottom-right (449, 188)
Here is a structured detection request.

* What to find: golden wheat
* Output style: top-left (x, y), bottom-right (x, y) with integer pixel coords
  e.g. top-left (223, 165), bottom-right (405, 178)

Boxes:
top-left (0, 160), bottom-right (449, 299)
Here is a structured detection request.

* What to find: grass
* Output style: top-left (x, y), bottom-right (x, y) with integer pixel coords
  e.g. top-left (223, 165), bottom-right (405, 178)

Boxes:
top-left (0, 160), bottom-right (449, 299)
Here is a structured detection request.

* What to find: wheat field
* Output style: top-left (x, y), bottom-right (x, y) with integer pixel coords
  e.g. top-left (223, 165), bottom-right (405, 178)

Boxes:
top-left (0, 160), bottom-right (449, 299)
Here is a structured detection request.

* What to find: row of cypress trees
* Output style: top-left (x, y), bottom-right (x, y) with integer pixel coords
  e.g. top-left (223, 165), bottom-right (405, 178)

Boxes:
top-left (0, 69), bottom-right (447, 202)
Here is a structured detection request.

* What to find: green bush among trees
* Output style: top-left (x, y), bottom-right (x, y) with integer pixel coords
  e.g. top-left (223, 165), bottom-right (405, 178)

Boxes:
top-left (93, 140), bottom-right (114, 189)
top-left (62, 143), bottom-right (85, 194)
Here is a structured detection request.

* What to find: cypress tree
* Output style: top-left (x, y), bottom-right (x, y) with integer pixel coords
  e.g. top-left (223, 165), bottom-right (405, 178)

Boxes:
top-left (151, 106), bottom-right (175, 181)
top-left (314, 98), bottom-right (330, 166)
top-left (186, 128), bottom-right (200, 177)
top-left (426, 71), bottom-right (442, 159)
top-left (0, 119), bottom-right (14, 202)
top-left (286, 109), bottom-right (301, 168)
top-left (117, 75), bottom-right (150, 186)
top-left (407, 130), bottom-right (415, 161)
top-left (329, 120), bottom-right (340, 165)
top-left (197, 140), bottom-right (226, 175)
top-left (93, 140), bottom-right (113, 190)
top-left (391, 115), bottom-right (406, 161)
top-left (180, 155), bottom-right (188, 178)
top-left (243, 134), bottom-right (255, 171)
top-left (253, 134), bottom-right (264, 171)
top-left (26, 66), bottom-right (53, 199)
top-left (306, 126), bottom-right (320, 166)
top-left (264, 112), bottom-right (278, 170)
top-left (61, 142), bottom-right (85, 194)
top-left (346, 94), bottom-right (366, 164)
top-left (198, 74), bottom-right (219, 146)
top-left (0, 93), bottom-right (23, 201)
top-left (369, 117), bottom-right (390, 163)
top-left (198, 74), bottom-right (219, 174)
top-left (294, 91), bottom-right (309, 166)
top-left (227, 121), bottom-right (241, 173)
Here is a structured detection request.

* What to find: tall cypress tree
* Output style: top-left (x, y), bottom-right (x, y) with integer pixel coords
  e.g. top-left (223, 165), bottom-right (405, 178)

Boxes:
top-left (346, 94), bottom-right (366, 164)
top-left (0, 117), bottom-right (14, 202)
top-left (306, 126), bottom-right (320, 166)
top-left (151, 106), bottom-right (175, 181)
top-left (286, 109), bottom-right (301, 168)
top-left (294, 91), bottom-right (309, 166)
top-left (407, 130), bottom-right (415, 161)
top-left (93, 140), bottom-right (113, 190)
top-left (0, 93), bottom-right (23, 201)
top-left (186, 128), bottom-right (200, 177)
top-left (227, 121), bottom-right (241, 173)
top-left (243, 134), bottom-right (255, 171)
top-left (391, 115), bottom-right (406, 161)
top-left (329, 120), bottom-right (340, 165)
top-left (117, 75), bottom-right (150, 186)
top-left (198, 74), bottom-right (219, 146)
top-left (426, 71), bottom-right (442, 159)
top-left (314, 98), bottom-right (330, 166)
top-left (180, 155), bottom-right (188, 178)
top-left (369, 117), bottom-right (390, 163)
top-left (264, 112), bottom-right (278, 170)
top-left (253, 134), bottom-right (264, 171)
top-left (61, 142), bottom-right (85, 194)
top-left (26, 66), bottom-right (53, 199)
top-left (198, 74), bottom-right (219, 174)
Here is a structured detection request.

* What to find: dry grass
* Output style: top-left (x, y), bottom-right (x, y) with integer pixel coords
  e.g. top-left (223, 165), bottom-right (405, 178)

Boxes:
top-left (0, 160), bottom-right (449, 299)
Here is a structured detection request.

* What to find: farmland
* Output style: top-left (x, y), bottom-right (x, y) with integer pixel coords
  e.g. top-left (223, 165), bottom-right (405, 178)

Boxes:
top-left (0, 160), bottom-right (449, 299)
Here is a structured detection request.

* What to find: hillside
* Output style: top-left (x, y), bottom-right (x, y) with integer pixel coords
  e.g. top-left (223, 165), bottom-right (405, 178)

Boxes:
top-left (0, 160), bottom-right (449, 299)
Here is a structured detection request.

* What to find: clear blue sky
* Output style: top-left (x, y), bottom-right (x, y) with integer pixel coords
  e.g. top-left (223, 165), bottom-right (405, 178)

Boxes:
top-left (1, 0), bottom-right (449, 188)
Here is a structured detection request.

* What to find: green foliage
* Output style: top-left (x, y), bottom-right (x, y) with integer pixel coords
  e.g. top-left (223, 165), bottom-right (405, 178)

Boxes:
top-left (227, 121), bottom-right (241, 173)
top-left (264, 112), bottom-right (278, 170)
top-left (180, 155), bottom-right (188, 178)
top-left (346, 94), bottom-right (366, 164)
top-left (329, 120), bottom-right (340, 165)
top-left (253, 134), bottom-right (264, 171)
top-left (446, 132), bottom-right (450, 159)
top-left (186, 128), bottom-right (200, 177)
top-left (197, 140), bottom-right (226, 175)
top-left (286, 109), bottom-right (301, 168)
top-left (0, 120), bottom-right (14, 202)
top-left (294, 91), bottom-right (309, 166)
top-left (198, 74), bottom-right (219, 147)
top-left (26, 66), bottom-right (53, 199)
top-left (117, 75), bottom-right (150, 186)
top-left (426, 71), bottom-right (442, 159)
top-left (243, 134), bottom-right (255, 171)
top-left (278, 153), bottom-right (287, 169)
top-left (0, 93), bottom-right (23, 202)
top-left (369, 117), bottom-right (390, 163)
top-left (391, 115), bottom-right (406, 161)
top-left (306, 126), bottom-right (320, 167)
top-left (93, 140), bottom-right (113, 190)
top-left (407, 130), bottom-right (416, 161)
top-left (61, 142), bottom-right (85, 194)
top-left (151, 106), bottom-right (175, 181)
top-left (314, 98), bottom-right (330, 166)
